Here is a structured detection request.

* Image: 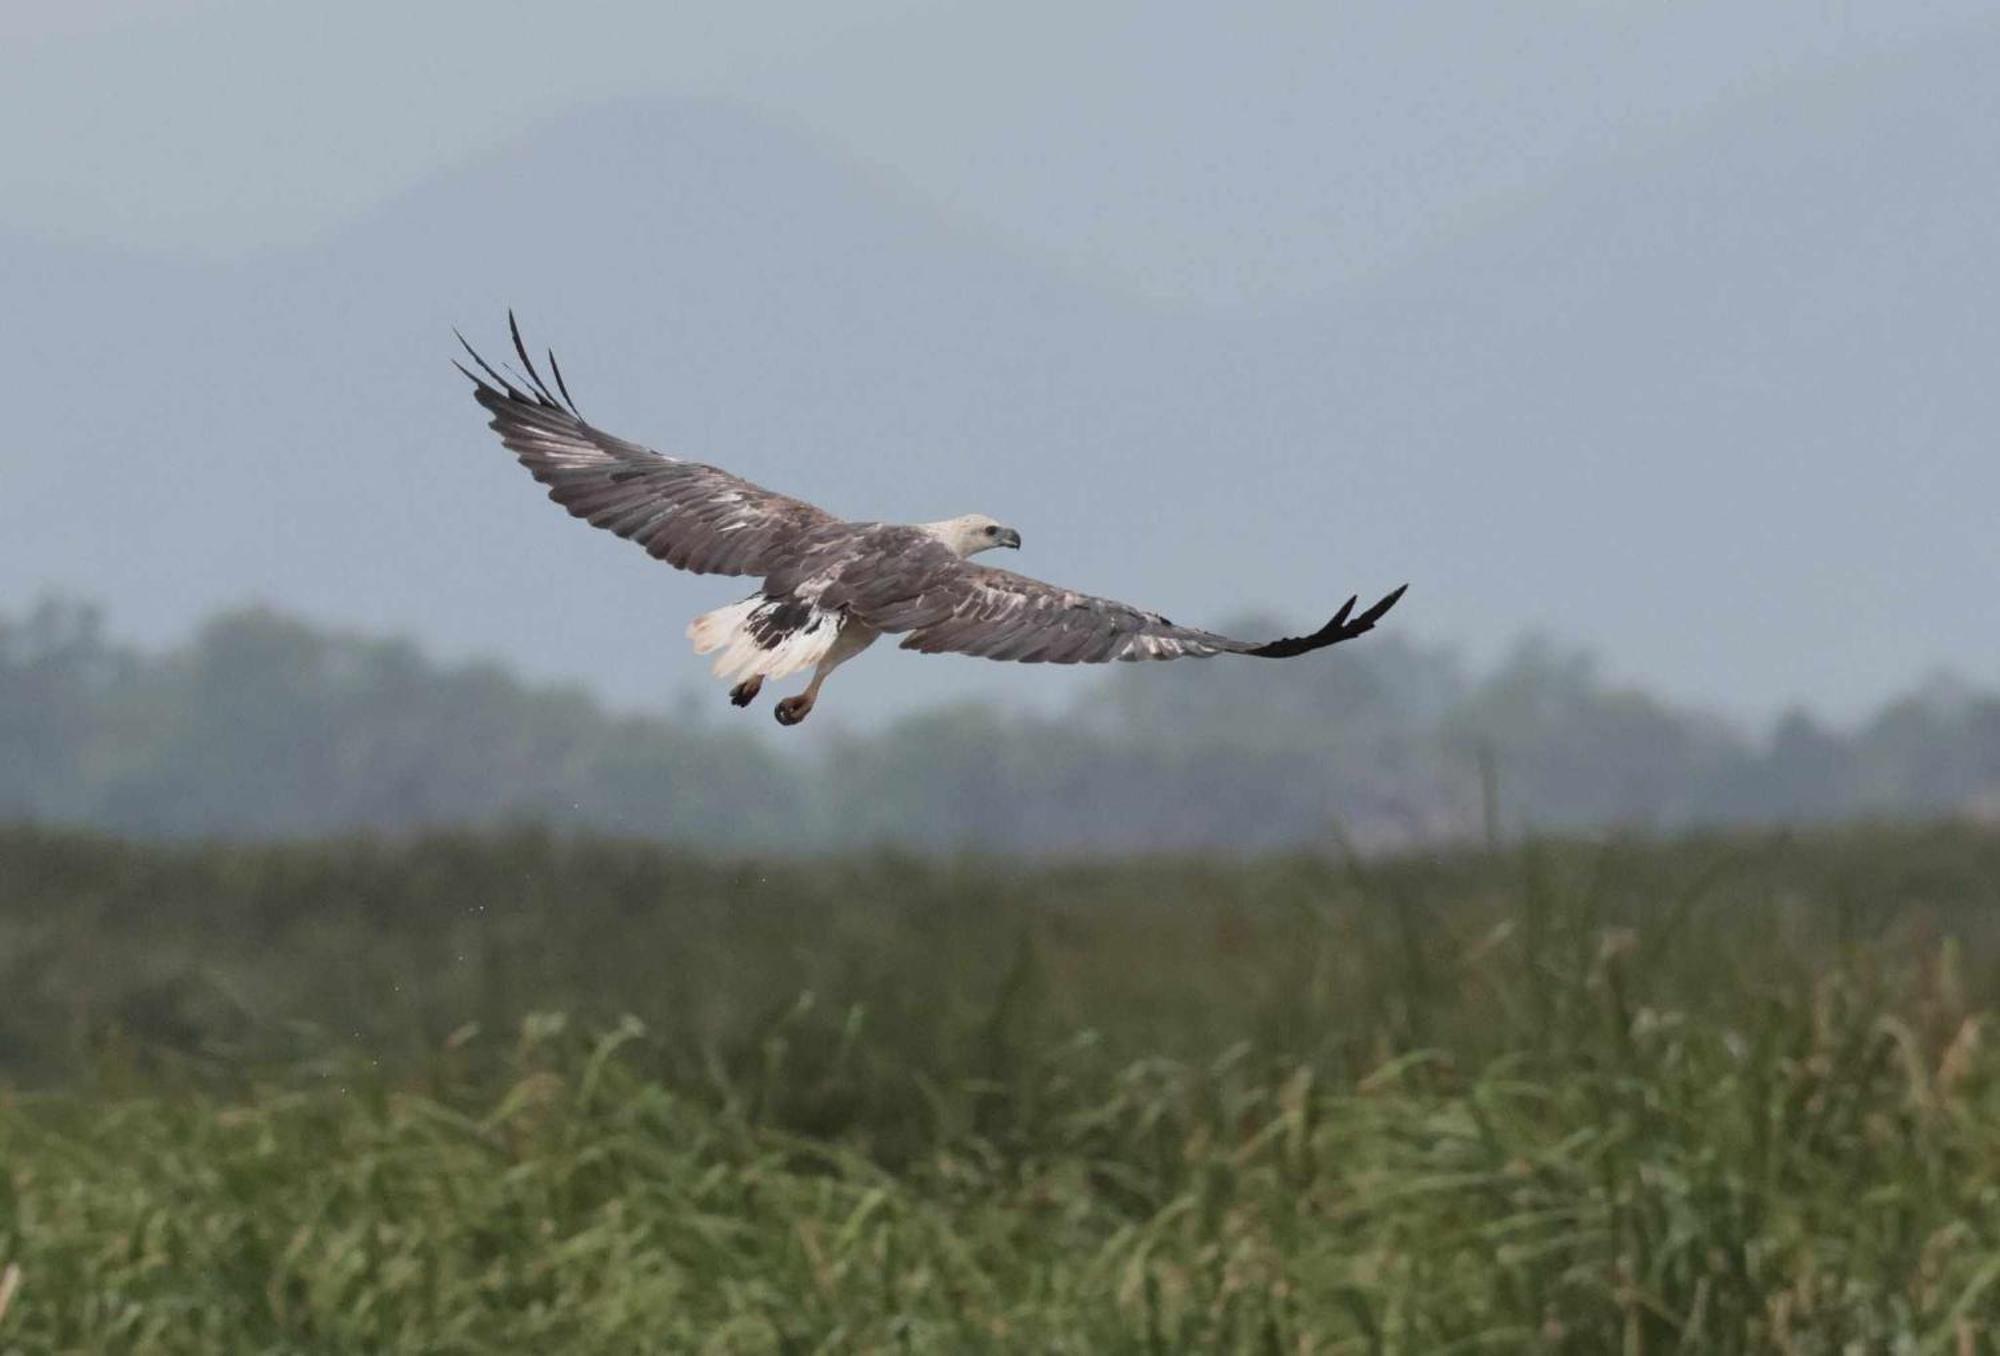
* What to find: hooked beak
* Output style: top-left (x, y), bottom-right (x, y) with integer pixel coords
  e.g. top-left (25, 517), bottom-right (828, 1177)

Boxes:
top-left (999, 527), bottom-right (1022, 549)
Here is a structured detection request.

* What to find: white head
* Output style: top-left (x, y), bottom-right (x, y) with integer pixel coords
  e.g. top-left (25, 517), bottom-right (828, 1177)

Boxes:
top-left (921, 513), bottom-right (1022, 558)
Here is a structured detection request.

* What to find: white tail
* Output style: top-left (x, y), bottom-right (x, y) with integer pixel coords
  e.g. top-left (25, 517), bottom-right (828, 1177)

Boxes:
top-left (687, 594), bottom-right (842, 684)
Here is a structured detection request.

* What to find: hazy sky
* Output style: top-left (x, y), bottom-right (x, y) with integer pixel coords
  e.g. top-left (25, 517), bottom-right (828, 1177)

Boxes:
top-left (4, 1), bottom-right (1996, 729)
top-left (5, 0), bottom-right (1993, 303)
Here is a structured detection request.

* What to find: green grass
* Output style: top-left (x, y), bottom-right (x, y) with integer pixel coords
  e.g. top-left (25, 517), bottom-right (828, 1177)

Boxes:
top-left (2, 824), bottom-right (1999, 1350)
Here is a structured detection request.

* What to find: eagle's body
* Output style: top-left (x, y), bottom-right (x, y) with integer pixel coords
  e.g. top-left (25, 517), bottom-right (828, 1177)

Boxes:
top-left (459, 318), bottom-right (1405, 726)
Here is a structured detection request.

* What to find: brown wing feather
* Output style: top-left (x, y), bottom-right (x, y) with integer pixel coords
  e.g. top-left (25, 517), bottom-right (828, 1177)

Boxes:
top-left (458, 318), bottom-right (837, 577)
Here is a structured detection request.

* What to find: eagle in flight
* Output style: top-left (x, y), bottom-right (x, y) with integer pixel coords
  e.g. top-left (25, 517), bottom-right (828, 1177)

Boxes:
top-left (459, 317), bottom-right (1407, 727)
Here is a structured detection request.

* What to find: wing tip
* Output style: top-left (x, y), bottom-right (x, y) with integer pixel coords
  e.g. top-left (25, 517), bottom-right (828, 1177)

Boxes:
top-left (1244, 582), bottom-right (1408, 659)
top-left (455, 313), bottom-right (583, 418)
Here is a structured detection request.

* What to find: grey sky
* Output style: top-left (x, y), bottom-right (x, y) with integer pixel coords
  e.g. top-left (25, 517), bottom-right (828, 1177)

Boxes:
top-left (3, 2), bottom-right (1996, 730)
top-left (5, 1), bottom-right (1992, 302)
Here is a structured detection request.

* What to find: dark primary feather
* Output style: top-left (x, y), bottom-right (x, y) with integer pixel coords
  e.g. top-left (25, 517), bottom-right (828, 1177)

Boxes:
top-left (460, 319), bottom-right (1405, 663)
top-left (458, 317), bottom-right (837, 577)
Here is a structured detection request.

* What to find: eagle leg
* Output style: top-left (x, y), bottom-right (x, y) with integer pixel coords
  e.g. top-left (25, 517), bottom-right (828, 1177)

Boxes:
top-left (774, 666), bottom-right (834, 726)
top-left (772, 620), bottom-right (878, 728)
top-left (729, 677), bottom-right (764, 707)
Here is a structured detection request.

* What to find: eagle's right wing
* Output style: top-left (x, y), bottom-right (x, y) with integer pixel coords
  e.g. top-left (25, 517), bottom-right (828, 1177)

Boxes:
top-left (459, 317), bottom-right (839, 577)
top-left (821, 531), bottom-right (1406, 665)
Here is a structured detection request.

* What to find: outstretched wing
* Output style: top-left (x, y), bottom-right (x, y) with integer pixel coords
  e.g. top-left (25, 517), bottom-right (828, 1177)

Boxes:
top-left (823, 532), bottom-right (1406, 664)
top-left (458, 316), bottom-right (839, 577)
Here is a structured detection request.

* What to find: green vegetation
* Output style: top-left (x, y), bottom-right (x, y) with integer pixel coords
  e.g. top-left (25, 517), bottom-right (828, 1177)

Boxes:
top-left (3, 824), bottom-right (1999, 1350)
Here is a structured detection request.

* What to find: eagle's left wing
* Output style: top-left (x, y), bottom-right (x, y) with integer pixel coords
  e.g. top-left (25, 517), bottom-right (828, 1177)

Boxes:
top-left (832, 536), bottom-right (1405, 664)
top-left (459, 317), bottom-right (840, 577)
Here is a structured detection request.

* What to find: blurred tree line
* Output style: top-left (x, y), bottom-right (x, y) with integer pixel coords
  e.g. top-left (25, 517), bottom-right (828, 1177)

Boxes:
top-left (4, 596), bottom-right (1996, 851)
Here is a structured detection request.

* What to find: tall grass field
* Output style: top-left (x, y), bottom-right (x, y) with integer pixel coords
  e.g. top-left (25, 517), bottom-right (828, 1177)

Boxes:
top-left (2, 824), bottom-right (1998, 1350)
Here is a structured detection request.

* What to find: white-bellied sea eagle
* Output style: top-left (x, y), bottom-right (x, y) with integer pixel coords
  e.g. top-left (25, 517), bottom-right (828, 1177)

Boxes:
top-left (459, 317), bottom-right (1406, 727)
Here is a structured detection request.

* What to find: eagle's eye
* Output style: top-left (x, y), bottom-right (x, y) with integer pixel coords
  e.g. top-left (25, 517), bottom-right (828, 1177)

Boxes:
top-left (984, 525), bottom-right (999, 537)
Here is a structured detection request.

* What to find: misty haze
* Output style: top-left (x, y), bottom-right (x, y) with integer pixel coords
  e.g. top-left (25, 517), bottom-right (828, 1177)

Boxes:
top-left (4, 5), bottom-right (1999, 1348)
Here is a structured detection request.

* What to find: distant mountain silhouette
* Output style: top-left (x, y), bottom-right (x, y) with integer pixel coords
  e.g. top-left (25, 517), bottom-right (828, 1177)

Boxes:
top-left (5, 27), bottom-right (1997, 725)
